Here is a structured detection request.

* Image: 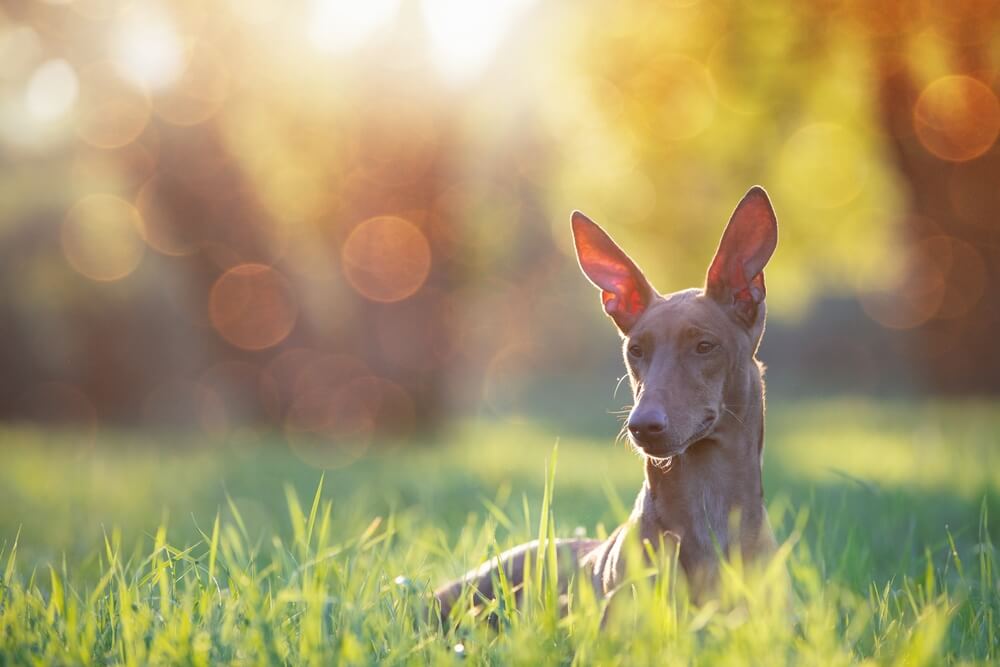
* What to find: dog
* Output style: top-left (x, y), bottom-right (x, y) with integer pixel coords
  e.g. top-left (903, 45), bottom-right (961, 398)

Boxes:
top-left (435, 186), bottom-right (780, 621)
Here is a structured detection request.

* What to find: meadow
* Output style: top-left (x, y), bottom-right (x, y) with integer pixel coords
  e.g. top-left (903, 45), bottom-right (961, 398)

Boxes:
top-left (0, 398), bottom-right (998, 665)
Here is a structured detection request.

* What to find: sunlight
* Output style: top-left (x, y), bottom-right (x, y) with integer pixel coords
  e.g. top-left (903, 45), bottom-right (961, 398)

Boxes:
top-left (421, 0), bottom-right (534, 82)
top-left (110, 1), bottom-right (182, 91)
top-left (24, 59), bottom-right (78, 122)
top-left (308, 0), bottom-right (400, 53)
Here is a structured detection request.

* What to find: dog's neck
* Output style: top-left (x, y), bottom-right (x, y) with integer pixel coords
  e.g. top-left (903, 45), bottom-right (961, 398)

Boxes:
top-left (640, 358), bottom-right (766, 569)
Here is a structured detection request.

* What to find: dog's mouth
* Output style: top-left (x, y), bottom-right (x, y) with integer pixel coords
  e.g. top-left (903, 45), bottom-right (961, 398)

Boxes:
top-left (633, 414), bottom-right (717, 460)
top-left (679, 415), bottom-right (718, 449)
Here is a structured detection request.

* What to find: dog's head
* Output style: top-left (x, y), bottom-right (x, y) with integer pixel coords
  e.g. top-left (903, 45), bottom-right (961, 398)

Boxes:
top-left (571, 187), bottom-right (778, 460)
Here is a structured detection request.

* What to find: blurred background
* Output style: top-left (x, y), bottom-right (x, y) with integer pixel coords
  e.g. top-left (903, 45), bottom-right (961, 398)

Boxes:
top-left (1, 0), bottom-right (998, 464)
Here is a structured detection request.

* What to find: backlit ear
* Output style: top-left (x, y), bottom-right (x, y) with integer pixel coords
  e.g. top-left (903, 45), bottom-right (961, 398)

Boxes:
top-left (571, 211), bottom-right (654, 334)
top-left (705, 186), bottom-right (778, 326)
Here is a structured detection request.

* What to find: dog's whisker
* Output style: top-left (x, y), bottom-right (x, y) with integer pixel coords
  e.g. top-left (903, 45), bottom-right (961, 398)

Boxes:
top-left (614, 423), bottom-right (631, 449)
top-left (612, 374), bottom-right (629, 399)
top-left (723, 406), bottom-right (752, 436)
top-left (649, 455), bottom-right (673, 472)
top-left (723, 407), bottom-right (745, 425)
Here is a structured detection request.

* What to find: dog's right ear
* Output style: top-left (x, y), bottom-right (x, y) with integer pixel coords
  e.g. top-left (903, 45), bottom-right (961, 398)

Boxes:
top-left (705, 186), bottom-right (778, 327)
top-left (571, 211), bottom-right (654, 334)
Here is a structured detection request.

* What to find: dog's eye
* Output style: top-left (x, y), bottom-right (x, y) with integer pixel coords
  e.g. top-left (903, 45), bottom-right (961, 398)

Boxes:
top-left (628, 344), bottom-right (643, 358)
top-left (695, 341), bottom-right (717, 355)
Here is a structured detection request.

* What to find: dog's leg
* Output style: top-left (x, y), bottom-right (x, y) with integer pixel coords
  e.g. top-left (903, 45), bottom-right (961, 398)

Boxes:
top-left (434, 538), bottom-right (601, 623)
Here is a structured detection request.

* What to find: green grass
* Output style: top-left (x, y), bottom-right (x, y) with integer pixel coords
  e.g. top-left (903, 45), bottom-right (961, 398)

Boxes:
top-left (0, 399), bottom-right (998, 664)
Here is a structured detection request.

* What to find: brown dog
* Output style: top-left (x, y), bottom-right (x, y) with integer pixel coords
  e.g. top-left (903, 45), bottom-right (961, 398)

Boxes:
top-left (436, 186), bottom-right (780, 620)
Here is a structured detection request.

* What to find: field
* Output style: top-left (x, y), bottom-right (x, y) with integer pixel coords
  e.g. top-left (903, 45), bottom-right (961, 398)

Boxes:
top-left (1, 399), bottom-right (998, 665)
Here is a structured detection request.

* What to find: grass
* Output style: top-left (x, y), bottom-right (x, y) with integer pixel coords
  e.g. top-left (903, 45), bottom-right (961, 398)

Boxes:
top-left (0, 398), bottom-right (998, 664)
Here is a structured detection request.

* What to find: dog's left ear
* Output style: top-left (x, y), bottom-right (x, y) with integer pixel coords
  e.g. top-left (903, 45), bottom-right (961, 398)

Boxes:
top-left (571, 211), bottom-right (654, 334)
top-left (706, 186), bottom-right (778, 326)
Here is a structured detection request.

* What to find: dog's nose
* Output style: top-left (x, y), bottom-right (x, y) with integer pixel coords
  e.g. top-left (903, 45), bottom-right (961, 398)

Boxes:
top-left (627, 409), bottom-right (667, 441)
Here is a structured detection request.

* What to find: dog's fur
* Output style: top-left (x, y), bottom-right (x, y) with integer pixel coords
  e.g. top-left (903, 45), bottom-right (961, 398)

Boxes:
top-left (435, 187), bottom-right (780, 620)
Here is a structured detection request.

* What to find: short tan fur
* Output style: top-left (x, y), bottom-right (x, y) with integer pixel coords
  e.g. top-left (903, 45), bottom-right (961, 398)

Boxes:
top-left (436, 186), bottom-right (780, 619)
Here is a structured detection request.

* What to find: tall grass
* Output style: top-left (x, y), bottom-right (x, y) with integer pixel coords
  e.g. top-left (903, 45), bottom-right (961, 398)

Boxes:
top-left (1, 400), bottom-right (998, 664)
top-left (1, 452), bottom-right (997, 664)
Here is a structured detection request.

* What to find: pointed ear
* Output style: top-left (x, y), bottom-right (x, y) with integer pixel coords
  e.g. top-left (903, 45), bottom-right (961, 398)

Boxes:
top-left (705, 186), bottom-right (778, 326)
top-left (571, 211), bottom-right (654, 334)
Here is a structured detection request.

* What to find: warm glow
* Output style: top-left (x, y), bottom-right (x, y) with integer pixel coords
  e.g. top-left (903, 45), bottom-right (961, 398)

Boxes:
top-left (209, 264), bottom-right (299, 351)
top-left (24, 59), bottom-right (78, 122)
top-left (111, 1), bottom-right (183, 91)
top-left (308, 0), bottom-right (400, 53)
top-left (135, 175), bottom-right (202, 256)
top-left (858, 235), bottom-right (967, 329)
top-left (913, 75), bottom-right (1000, 162)
top-left (642, 55), bottom-right (716, 142)
top-left (285, 370), bottom-right (413, 469)
top-left (421, 0), bottom-right (534, 81)
top-left (61, 194), bottom-right (146, 281)
top-left (153, 42), bottom-right (230, 126)
top-left (75, 63), bottom-right (151, 148)
top-left (777, 122), bottom-right (867, 209)
top-left (341, 216), bottom-right (432, 303)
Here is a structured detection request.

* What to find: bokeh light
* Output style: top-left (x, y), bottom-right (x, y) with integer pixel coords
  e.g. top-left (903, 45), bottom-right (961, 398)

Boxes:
top-left (776, 122), bottom-right (867, 209)
top-left (0, 26), bottom-right (43, 81)
top-left (111, 1), bottom-right (183, 91)
top-left (228, 0), bottom-right (283, 26)
top-left (3, 0), bottom-right (1000, 439)
top-left (61, 194), bottom-right (146, 282)
top-left (209, 264), bottom-right (298, 350)
top-left (308, 0), bottom-right (400, 53)
top-left (859, 234), bottom-right (960, 330)
top-left (707, 35), bottom-right (764, 116)
top-left (374, 290), bottom-right (456, 372)
top-left (341, 216), bottom-right (432, 303)
top-left (135, 174), bottom-right (203, 256)
top-left (482, 344), bottom-right (537, 416)
top-left (913, 75), bottom-right (1000, 162)
top-left (422, 0), bottom-right (534, 82)
top-left (24, 59), bottom-right (78, 122)
top-left (75, 63), bottom-right (151, 149)
top-left (262, 347), bottom-right (324, 420)
top-left (198, 361), bottom-right (268, 439)
top-left (153, 42), bottom-right (230, 126)
top-left (285, 360), bottom-right (373, 467)
top-left (635, 55), bottom-right (716, 142)
top-left (927, 236), bottom-right (986, 321)
top-left (70, 0), bottom-right (119, 21)
top-left (292, 354), bottom-right (370, 409)
top-left (286, 372), bottom-right (414, 468)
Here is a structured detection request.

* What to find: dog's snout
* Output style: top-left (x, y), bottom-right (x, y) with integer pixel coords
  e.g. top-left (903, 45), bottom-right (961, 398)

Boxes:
top-left (627, 408), bottom-right (667, 441)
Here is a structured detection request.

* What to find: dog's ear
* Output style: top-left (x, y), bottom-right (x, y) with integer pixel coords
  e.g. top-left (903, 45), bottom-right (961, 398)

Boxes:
top-left (571, 211), bottom-right (654, 334)
top-left (705, 186), bottom-right (778, 326)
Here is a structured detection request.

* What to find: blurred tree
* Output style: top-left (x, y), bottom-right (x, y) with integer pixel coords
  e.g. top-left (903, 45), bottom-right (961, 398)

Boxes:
top-left (551, 0), bottom-right (902, 316)
top-left (219, 4), bottom-right (464, 433)
top-left (854, 0), bottom-right (1000, 391)
top-left (3, 0), bottom-right (999, 441)
top-left (2, 0), bottom-right (465, 433)
top-left (562, 0), bottom-right (999, 393)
